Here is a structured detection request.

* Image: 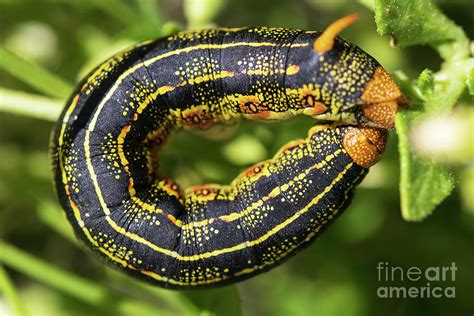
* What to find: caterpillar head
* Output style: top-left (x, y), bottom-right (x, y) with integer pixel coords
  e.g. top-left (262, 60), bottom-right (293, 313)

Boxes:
top-left (297, 14), bottom-right (409, 129)
top-left (358, 67), bottom-right (409, 129)
top-left (341, 126), bottom-right (388, 168)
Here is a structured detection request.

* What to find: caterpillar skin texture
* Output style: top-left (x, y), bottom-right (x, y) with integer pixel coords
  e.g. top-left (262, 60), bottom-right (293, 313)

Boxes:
top-left (50, 25), bottom-right (404, 288)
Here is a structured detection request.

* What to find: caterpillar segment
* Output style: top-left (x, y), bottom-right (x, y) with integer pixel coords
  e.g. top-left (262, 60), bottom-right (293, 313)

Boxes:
top-left (50, 15), bottom-right (405, 288)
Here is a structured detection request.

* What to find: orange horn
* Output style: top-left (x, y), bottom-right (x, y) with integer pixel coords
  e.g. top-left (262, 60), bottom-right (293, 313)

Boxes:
top-left (313, 14), bottom-right (359, 53)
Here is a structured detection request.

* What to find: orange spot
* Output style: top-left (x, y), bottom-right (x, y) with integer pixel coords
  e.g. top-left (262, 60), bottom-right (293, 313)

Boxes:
top-left (128, 178), bottom-right (136, 196)
top-left (239, 95), bottom-right (262, 114)
top-left (286, 64), bottom-right (300, 75)
top-left (342, 126), bottom-right (388, 168)
top-left (303, 102), bottom-right (328, 116)
top-left (243, 162), bottom-right (265, 178)
top-left (80, 83), bottom-right (88, 92)
top-left (186, 184), bottom-right (219, 200)
top-left (119, 125), bottom-right (131, 141)
top-left (178, 107), bottom-right (216, 128)
top-left (298, 85), bottom-right (321, 109)
top-left (158, 177), bottom-right (182, 200)
top-left (313, 14), bottom-right (359, 53)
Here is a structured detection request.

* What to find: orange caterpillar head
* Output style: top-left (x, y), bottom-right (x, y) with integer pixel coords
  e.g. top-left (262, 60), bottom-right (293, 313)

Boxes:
top-left (342, 126), bottom-right (388, 168)
top-left (359, 67), bottom-right (409, 129)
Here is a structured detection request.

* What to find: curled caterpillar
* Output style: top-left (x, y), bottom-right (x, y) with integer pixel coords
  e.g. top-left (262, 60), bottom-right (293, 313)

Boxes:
top-left (50, 15), bottom-right (406, 288)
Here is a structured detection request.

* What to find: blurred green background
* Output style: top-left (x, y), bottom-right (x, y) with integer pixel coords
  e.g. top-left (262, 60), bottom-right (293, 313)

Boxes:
top-left (0, 0), bottom-right (473, 315)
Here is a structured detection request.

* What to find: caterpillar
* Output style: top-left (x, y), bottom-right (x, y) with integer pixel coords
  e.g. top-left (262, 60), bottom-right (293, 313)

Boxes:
top-left (50, 15), bottom-right (406, 289)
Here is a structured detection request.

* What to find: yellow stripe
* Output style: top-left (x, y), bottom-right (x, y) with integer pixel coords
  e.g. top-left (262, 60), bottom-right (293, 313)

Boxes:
top-left (82, 39), bottom-right (333, 262)
top-left (187, 70), bottom-right (234, 85)
top-left (85, 130), bottom-right (111, 216)
top-left (100, 162), bottom-right (353, 261)
top-left (57, 94), bottom-right (100, 247)
top-left (91, 41), bottom-right (309, 136)
top-left (105, 217), bottom-right (176, 256)
top-left (139, 163), bottom-right (357, 287)
top-left (182, 149), bottom-right (342, 229)
top-left (115, 72), bottom-right (235, 221)
top-left (97, 244), bottom-right (128, 267)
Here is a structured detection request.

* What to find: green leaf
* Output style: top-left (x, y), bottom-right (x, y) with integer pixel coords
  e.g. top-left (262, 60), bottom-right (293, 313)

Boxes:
top-left (374, 0), bottom-right (469, 60)
top-left (467, 65), bottom-right (474, 95)
top-left (374, 0), bottom-right (473, 220)
top-left (0, 87), bottom-right (62, 121)
top-left (395, 60), bottom-right (471, 220)
top-left (357, 0), bottom-right (375, 11)
top-left (36, 201), bottom-right (77, 244)
top-left (0, 242), bottom-right (187, 316)
top-left (0, 47), bottom-right (72, 99)
top-left (184, 0), bottom-right (227, 28)
top-left (135, 0), bottom-right (164, 27)
top-left (0, 265), bottom-right (30, 316)
top-left (222, 134), bottom-right (267, 166)
top-left (183, 286), bottom-right (241, 316)
top-left (396, 111), bottom-right (455, 221)
top-left (415, 69), bottom-right (434, 98)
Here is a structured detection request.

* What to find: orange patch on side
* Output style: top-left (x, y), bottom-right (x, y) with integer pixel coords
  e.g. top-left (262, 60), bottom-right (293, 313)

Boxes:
top-left (303, 102), bottom-right (328, 116)
top-left (242, 162), bottom-right (271, 183)
top-left (179, 107), bottom-right (216, 129)
top-left (233, 161), bottom-right (271, 186)
top-left (239, 95), bottom-right (262, 114)
top-left (186, 184), bottom-right (220, 201)
top-left (158, 177), bottom-right (182, 200)
top-left (80, 83), bottom-right (88, 92)
top-left (119, 125), bottom-right (131, 139)
top-left (243, 163), bottom-right (264, 178)
top-left (342, 126), bottom-right (388, 168)
top-left (298, 85), bottom-right (319, 106)
top-left (128, 177), bottom-right (136, 196)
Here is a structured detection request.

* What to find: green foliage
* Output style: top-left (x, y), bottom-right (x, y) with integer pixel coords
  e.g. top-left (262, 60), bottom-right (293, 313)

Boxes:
top-left (184, 0), bottom-right (227, 28)
top-left (374, 0), bottom-right (473, 220)
top-left (0, 0), bottom-right (473, 315)
top-left (0, 46), bottom-right (72, 99)
top-left (468, 66), bottom-right (474, 95)
top-left (0, 242), bottom-right (192, 316)
top-left (0, 87), bottom-right (62, 121)
top-left (222, 134), bottom-right (268, 166)
top-left (0, 265), bottom-right (29, 316)
top-left (374, 0), bottom-right (469, 59)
